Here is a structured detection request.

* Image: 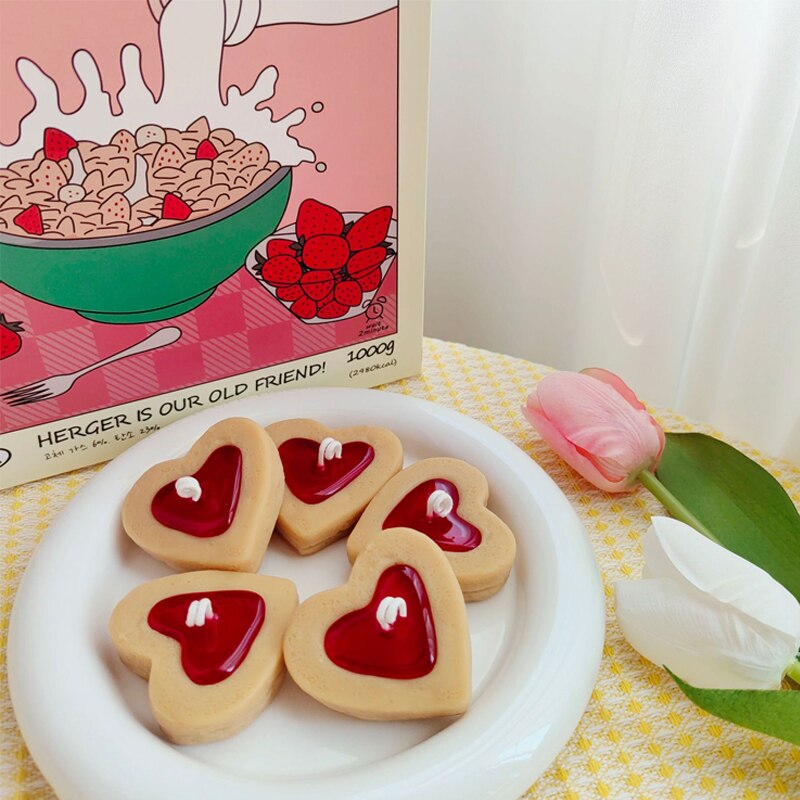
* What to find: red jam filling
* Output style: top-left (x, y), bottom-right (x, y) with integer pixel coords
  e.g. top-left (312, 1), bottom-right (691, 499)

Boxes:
top-left (382, 479), bottom-right (482, 552)
top-left (278, 437), bottom-right (374, 504)
top-left (147, 590), bottom-right (265, 685)
top-left (324, 565), bottom-right (437, 679)
top-left (151, 445), bottom-right (242, 537)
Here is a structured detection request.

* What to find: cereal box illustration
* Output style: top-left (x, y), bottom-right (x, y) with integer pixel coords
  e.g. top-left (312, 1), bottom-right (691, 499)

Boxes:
top-left (0, 0), bottom-right (430, 488)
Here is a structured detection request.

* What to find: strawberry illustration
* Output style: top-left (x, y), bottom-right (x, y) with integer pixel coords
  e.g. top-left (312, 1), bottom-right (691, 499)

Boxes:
top-left (299, 270), bottom-right (335, 301)
top-left (317, 300), bottom-right (349, 320)
top-left (161, 193), bottom-right (191, 221)
top-left (267, 239), bottom-right (299, 258)
top-left (346, 246), bottom-right (387, 279)
top-left (0, 314), bottom-right (24, 360)
top-left (317, 289), bottom-right (335, 307)
top-left (302, 234), bottom-right (349, 270)
top-left (195, 139), bottom-right (219, 160)
top-left (153, 143), bottom-right (185, 170)
top-left (296, 199), bottom-right (344, 239)
top-left (261, 255), bottom-right (303, 287)
top-left (291, 296), bottom-right (318, 320)
top-left (346, 206), bottom-right (392, 251)
top-left (13, 205), bottom-right (43, 235)
top-left (111, 129), bottom-right (136, 154)
top-left (334, 280), bottom-right (363, 308)
top-left (276, 284), bottom-right (304, 302)
top-left (43, 127), bottom-right (78, 161)
top-left (357, 267), bottom-right (383, 292)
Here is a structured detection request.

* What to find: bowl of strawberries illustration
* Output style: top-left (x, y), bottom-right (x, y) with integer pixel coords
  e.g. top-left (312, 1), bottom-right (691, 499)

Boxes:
top-left (0, 123), bottom-right (292, 324)
top-left (246, 199), bottom-right (396, 324)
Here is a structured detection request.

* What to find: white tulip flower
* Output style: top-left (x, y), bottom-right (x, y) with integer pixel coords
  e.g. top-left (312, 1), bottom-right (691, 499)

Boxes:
top-left (614, 516), bottom-right (800, 690)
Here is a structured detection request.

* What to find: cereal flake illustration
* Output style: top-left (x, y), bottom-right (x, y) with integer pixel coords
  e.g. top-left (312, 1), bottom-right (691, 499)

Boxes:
top-left (0, 0), bottom-right (400, 443)
top-left (0, 0), bottom-right (397, 325)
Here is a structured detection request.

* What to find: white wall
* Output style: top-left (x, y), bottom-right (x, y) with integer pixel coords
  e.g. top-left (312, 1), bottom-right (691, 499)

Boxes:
top-left (424, 0), bottom-right (800, 461)
top-left (425, 0), bottom-right (606, 370)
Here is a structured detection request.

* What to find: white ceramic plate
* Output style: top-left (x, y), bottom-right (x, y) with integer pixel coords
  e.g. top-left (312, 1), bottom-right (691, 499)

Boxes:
top-left (8, 388), bottom-right (604, 800)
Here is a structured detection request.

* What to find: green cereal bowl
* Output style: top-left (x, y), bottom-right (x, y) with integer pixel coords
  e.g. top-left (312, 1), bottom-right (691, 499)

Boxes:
top-left (0, 167), bottom-right (291, 324)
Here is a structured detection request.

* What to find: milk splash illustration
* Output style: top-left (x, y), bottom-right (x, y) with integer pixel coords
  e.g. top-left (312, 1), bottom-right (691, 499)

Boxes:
top-left (1, 0), bottom-right (323, 165)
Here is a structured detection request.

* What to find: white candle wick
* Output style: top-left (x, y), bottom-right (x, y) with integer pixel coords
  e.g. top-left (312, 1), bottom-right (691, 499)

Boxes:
top-left (317, 437), bottom-right (343, 468)
top-left (175, 475), bottom-right (202, 502)
top-left (185, 597), bottom-right (214, 627)
top-left (376, 596), bottom-right (408, 631)
top-left (427, 489), bottom-right (453, 518)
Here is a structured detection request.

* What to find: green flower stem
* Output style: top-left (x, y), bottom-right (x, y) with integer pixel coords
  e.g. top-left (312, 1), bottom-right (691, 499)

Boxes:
top-left (786, 659), bottom-right (800, 686)
top-left (637, 468), bottom-right (721, 544)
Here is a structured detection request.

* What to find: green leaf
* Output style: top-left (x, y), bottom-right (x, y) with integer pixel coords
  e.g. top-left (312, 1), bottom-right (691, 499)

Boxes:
top-left (668, 669), bottom-right (800, 746)
top-left (657, 433), bottom-right (800, 601)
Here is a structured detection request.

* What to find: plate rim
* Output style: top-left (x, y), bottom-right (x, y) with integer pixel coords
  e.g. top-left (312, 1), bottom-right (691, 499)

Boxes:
top-left (8, 387), bottom-right (604, 800)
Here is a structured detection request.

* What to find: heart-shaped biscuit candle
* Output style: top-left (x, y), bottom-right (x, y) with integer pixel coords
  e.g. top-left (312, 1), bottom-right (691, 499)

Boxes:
top-left (109, 570), bottom-right (298, 744)
top-left (122, 418), bottom-right (284, 572)
top-left (283, 529), bottom-right (471, 720)
top-left (266, 419), bottom-right (403, 555)
top-left (347, 458), bottom-right (516, 601)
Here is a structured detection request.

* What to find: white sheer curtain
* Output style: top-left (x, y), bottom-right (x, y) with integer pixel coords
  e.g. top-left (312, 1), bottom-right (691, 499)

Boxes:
top-left (424, 0), bottom-right (800, 463)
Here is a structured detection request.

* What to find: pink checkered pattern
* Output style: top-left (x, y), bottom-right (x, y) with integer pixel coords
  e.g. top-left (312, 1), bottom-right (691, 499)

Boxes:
top-left (0, 264), bottom-right (397, 434)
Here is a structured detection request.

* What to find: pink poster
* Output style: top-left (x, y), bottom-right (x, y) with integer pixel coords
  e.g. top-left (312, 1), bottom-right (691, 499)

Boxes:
top-left (0, 0), bottom-right (429, 488)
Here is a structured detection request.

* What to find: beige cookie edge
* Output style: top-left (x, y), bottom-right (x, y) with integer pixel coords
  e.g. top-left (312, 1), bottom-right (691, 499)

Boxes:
top-left (109, 570), bottom-right (298, 743)
top-left (347, 458), bottom-right (516, 601)
top-left (267, 418), bottom-right (403, 555)
top-left (121, 417), bottom-right (284, 572)
top-left (283, 528), bottom-right (471, 721)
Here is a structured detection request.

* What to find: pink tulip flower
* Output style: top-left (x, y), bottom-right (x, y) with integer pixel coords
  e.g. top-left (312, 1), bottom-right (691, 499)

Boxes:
top-left (522, 368), bottom-right (665, 492)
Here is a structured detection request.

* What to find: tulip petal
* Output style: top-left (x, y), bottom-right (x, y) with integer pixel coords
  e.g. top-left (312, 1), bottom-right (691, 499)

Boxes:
top-left (581, 368), bottom-right (666, 461)
top-left (522, 397), bottom-right (628, 492)
top-left (643, 517), bottom-right (800, 642)
top-left (615, 577), bottom-right (797, 689)
top-left (581, 367), bottom-right (647, 410)
top-left (535, 372), bottom-right (664, 482)
top-left (651, 420), bottom-right (666, 463)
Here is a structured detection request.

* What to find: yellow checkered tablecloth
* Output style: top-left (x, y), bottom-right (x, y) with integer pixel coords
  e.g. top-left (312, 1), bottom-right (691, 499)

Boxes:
top-left (2, 338), bottom-right (799, 799)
